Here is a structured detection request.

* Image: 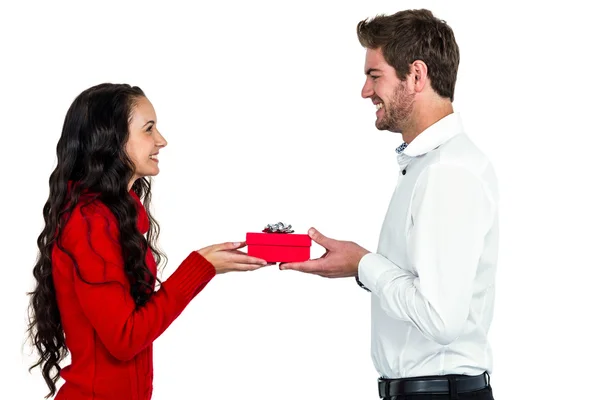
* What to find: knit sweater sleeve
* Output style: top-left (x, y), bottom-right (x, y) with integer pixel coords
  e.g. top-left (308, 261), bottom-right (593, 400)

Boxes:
top-left (60, 208), bottom-right (216, 361)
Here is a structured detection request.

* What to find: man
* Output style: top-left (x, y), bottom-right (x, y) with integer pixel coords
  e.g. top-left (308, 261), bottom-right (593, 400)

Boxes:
top-left (280, 9), bottom-right (498, 400)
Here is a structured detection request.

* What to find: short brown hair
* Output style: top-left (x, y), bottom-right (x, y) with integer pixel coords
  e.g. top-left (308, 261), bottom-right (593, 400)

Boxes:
top-left (357, 9), bottom-right (460, 101)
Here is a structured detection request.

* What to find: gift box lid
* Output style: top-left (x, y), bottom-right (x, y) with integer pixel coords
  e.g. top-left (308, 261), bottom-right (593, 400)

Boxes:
top-left (246, 232), bottom-right (311, 247)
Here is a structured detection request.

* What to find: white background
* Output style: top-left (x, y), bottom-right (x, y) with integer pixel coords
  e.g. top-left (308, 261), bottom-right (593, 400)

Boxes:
top-left (1, 0), bottom-right (599, 399)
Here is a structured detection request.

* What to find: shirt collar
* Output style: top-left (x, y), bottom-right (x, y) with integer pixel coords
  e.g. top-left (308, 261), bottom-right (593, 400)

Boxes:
top-left (396, 112), bottom-right (464, 159)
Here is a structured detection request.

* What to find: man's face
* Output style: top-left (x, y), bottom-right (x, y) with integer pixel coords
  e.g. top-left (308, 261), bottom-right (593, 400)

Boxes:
top-left (361, 48), bottom-right (415, 133)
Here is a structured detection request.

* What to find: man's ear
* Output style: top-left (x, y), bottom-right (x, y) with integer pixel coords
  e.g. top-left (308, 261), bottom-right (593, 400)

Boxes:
top-left (411, 60), bottom-right (428, 93)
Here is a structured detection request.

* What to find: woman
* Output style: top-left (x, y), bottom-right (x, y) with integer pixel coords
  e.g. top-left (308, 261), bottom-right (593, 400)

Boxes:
top-left (27, 83), bottom-right (267, 400)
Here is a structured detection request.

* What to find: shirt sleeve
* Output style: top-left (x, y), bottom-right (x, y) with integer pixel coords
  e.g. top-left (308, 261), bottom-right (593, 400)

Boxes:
top-left (357, 163), bottom-right (495, 345)
top-left (61, 211), bottom-right (216, 361)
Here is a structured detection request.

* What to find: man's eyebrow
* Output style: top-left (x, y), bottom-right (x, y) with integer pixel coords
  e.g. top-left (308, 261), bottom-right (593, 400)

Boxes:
top-left (365, 68), bottom-right (382, 75)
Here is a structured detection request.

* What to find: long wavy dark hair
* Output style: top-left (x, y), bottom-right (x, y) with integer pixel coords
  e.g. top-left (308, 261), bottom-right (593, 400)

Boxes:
top-left (26, 83), bottom-right (166, 398)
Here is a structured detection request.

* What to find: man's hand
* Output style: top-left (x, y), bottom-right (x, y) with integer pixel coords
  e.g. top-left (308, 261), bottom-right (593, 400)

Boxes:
top-left (279, 227), bottom-right (370, 278)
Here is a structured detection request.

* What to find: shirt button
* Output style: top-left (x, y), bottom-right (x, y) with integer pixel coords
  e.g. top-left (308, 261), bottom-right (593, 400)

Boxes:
top-left (402, 169), bottom-right (406, 175)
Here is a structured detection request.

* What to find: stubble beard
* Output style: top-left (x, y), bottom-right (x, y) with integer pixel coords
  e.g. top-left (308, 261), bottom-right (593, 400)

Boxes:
top-left (376, 81), bottom-right (415, 133)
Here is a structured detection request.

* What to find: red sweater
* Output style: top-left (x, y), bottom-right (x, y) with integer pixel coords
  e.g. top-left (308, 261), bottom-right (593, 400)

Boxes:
top-left (51, 190), bottom-right (216, 400)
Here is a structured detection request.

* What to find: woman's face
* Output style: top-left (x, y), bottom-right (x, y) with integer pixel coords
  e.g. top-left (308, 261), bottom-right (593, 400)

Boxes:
top-left (125, 96), bottom-right (167, 187)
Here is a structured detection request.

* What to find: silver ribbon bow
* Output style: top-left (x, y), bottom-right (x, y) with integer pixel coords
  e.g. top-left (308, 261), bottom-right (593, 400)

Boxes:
top-left (262, 222), bottom-right (294, 233)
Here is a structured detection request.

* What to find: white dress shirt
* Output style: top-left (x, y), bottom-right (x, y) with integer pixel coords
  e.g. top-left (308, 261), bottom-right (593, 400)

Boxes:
top-left (358, 112), bottom-right (499, 379)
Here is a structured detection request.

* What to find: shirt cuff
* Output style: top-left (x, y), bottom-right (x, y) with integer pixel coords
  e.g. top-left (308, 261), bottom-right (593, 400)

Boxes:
top-left (357, 252), bottom-right (398, 293)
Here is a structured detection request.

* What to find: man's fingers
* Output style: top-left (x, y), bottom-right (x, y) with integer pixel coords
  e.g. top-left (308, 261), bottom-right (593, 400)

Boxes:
top-left (308, 227), bottom-right (334, 249)
top-left (280, 259), bottom-right (327, 274)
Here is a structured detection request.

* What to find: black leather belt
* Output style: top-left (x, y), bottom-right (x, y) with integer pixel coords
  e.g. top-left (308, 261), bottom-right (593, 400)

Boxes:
top-left (378, 372), bottom-right (489, 398)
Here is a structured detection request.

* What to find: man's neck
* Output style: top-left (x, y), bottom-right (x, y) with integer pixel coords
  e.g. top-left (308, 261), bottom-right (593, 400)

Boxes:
top-left (402, 101), bottom-right (454, 144)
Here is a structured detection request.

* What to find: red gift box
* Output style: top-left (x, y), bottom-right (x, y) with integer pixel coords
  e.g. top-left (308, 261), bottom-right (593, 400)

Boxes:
top-left (246, 232), bottom-right (311, 263)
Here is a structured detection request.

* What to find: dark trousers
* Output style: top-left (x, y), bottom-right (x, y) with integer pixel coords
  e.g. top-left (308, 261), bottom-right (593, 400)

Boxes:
top-left (381, 373), bottom-right (494, 400)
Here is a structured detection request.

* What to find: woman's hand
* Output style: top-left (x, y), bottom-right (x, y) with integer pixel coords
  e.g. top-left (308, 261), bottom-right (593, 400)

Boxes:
top-left (197, 241), bottom-right (268, 274)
